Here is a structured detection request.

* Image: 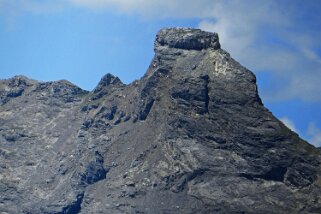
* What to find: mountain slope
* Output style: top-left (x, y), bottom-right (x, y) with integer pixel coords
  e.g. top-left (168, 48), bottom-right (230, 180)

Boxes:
top-left (0, 28), bottom-right (320, 214)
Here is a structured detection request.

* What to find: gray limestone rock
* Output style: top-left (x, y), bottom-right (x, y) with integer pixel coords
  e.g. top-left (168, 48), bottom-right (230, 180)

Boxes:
top-left (0, 28), bottom-right (320, 214)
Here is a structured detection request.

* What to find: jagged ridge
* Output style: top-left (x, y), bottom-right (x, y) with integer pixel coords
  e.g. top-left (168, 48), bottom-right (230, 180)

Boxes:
top-left (0, 28), bottom-right (320, 214)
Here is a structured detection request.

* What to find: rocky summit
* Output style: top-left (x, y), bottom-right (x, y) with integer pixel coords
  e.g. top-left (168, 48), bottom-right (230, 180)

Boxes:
top-left (1, 28), bottom-right (321, 214)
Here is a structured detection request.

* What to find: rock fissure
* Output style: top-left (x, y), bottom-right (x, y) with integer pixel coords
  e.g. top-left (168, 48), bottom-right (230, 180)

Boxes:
top-left (239, 166), bottom-right (288, 182)
top-left (58, 192), bottom-right (84, 214)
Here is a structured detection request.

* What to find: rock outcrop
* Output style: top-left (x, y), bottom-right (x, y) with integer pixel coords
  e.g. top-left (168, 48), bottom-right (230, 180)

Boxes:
top-left (0, 28), bottom-right (320, 214)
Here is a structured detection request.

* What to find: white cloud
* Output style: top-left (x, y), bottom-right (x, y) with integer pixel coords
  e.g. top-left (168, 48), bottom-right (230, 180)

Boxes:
top-left (279, 118), bottom-right (321, 147)
top-left (301, 48), bottom-right (321, 64)
top-left (280, 117), bottom-right (297, 133)
top-left (0, 0), bottom-right (66, 30)
top-left (307, 123), bottom-right (321, 147)
top-left (0, 0), bottom-right (65, 14)
top-left (196, 2), bottom-right (321, 103)
top-left (68, 0), bottom-right (222, 18)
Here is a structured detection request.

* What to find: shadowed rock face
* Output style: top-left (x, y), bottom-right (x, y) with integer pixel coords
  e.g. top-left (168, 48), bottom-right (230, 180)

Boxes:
top-left (1, 28), bottom-right (321, 214)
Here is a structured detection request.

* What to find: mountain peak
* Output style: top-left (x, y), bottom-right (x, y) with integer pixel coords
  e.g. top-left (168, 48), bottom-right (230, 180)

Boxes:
top-left (155, 27), bottom-right (221, 51)
top-left (93, 73), bottom-right (123, 93)
top-left (1, 28), bottom-right (321, 214)
top-left (4, 75), bottom-right (37, 87)
top-left (91, 73), bottom-right (124, 101)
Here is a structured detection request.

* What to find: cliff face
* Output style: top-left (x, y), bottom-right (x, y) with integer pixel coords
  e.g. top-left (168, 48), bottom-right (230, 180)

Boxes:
top-left (0, 28), bottom-right (321, 214)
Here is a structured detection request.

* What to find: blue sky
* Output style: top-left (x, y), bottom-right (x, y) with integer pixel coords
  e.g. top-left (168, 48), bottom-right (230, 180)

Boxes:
top-left (0, 0), bottom-right (321, 146)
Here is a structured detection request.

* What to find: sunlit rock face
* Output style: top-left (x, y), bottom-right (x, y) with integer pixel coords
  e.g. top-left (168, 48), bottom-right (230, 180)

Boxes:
top-left (1, 28), bottom-right (321, 214)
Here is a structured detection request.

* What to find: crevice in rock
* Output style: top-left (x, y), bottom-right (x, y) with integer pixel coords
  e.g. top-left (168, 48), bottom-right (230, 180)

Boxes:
top-left (285, 165), bottom-right (317, 188)
top-left (239, 166), bottom-right (287, 182)
top-left (200, 75), bottom-right (210, 114)
top-left (106, 106), bottom-right (118, 121)
top-left (58, 192), bottom-right (84, 214)
top-left (171, 169), bottom-right (206, 193)
top-left (80, 151), bottom-right (107, 185)
top-left (96, 106), bottom-right (118, 121)
top-left (139, 98), bottom-right (155, 120)
top-left (58, 152), bottom-right (108, 214)
top-left (7, 88), bottom-right (24, 98)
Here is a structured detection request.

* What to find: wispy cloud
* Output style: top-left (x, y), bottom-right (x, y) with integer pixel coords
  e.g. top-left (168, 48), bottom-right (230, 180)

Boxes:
top-left (0, 0), bottom-right (66, 30)
top-left (68, 0), bottom-right (213, 16)
top-left (307, 122), bottom-right (321, 147)
top-left (280, 117), bottom-right (298, 133)
top-left (301, 48), bottom-right (321, 64)
top-left (197, 2), bottom-right (321, 103)
top-left (0, 0), bottom-right (66, 14)
top-left (280, 117), bottom-right (321, 147)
